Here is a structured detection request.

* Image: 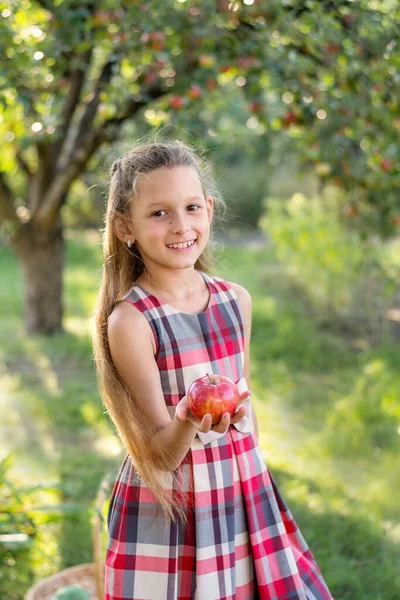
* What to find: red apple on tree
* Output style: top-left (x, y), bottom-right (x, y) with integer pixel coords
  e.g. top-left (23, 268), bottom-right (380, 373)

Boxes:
top-left (282, 111), bottom-right (298, 127)
top-left (249, 100), bottom-right (263, 114)
top-left (140, 32), bottom-right (151, 43)
top-left (151, 32), bottom-right (166, 51)
top-left (199, 54), bottom-right (215, 68)
top-left (187, 373), bottom-right (250, 424)
top-left (324, 42), bottom-right (341, 54)
top-left (343, 205), bottom-right (358, 217)
top-left (169, 96), bottom-right (185, 110)
top-left (143, 70), bottom-right (158, 85)
top-left (188, 84), bottom-right (202, 100)
top-left (380, 158), bottom-right (392, 172)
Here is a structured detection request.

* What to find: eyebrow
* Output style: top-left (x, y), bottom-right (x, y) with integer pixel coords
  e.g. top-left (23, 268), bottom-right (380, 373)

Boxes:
top-left (147, 196), bottom-right (204, 209)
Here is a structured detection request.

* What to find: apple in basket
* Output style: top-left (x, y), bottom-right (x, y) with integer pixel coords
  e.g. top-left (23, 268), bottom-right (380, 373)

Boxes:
top-left (187, 373), bottom-right (241, 424)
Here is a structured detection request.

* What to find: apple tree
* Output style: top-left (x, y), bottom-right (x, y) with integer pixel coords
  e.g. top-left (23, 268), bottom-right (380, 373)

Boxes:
top-left (0, 0), bottom-right (271, 333)
top-left (0, 0), bottom-right (398, 334)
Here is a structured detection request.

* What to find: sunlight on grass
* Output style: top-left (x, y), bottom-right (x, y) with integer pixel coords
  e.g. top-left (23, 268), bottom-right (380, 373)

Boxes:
top-left (22, 338), bottom-right (61, 397)
top-left (29, 525), bottom-right (62, 581)
top-left (0, 377), bottom-right (59, 483)
top-left (382, 520), bottom-right (400, 544)
top-left (64, 316), bottom-right (92, 337)
top-left (80, 402), bottom-right (122, 457)
top-left (364, 358), bottom-right (386, 376)
top-left (93, 435), bottom-right (123, 458)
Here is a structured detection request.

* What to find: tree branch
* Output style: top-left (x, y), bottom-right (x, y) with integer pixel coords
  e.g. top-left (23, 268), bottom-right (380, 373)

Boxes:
top-left (58, 49), bottom-right (93, 144)
top-left (16, 152), bottom-right (33, 178)
top-left (33, 0), bottom-right (53, 11)
top-left (102, 83), bottom-right (166, 134)
top-left (28, 142), bottom-right (55, 213)
top-left (56, 56), bottom-right (117, 173)
top-left (35, 128), bottom-right (106, 230)
top-left (0, 172), bottom-right (19, 225)
top-left (76, 58), bottom-right (117, 139)
top-left (34, 82), bottom-right (166, 230)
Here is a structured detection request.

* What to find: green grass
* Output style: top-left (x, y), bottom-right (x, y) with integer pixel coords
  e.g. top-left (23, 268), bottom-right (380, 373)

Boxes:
top-left (1, 231), bottom-right (400, 599)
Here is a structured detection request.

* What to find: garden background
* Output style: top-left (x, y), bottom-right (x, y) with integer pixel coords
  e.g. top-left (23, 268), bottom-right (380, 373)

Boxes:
top-left (1, 1), bottom-right (399, 599)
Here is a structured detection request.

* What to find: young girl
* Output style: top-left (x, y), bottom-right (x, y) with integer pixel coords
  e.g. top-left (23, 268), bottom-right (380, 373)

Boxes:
top-left (92, 141), bottom-right (333, 600)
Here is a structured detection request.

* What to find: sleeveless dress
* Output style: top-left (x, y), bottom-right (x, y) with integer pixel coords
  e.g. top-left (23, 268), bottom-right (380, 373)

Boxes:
top-left (105, 271), bottom-right (333, 600)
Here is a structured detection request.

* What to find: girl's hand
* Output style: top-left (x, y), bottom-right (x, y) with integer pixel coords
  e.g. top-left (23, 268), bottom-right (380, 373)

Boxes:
top-left (175, 388), bottom-right (251, 434)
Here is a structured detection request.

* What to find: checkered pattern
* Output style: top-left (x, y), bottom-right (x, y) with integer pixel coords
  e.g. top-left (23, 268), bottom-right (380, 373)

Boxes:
top-left (105, 271), bottom-right (333, 600)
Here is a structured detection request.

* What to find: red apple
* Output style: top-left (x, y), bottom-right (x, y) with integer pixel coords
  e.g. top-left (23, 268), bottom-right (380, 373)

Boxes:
top-left (187, 373), bottom-right (241, 424)
top-left (188, 84), bottom-right (202, 100)
top-left (169, 96), bottom-right (185, 110)
top-left (249, 100), bottom-right (263, 114)
top-left (143, 70), bottom-right (158, 85)
top-left (324, 42), bottom-right (341, 54)
top-left (380, 159), bottom-right (392, 172)
top-left (343, 13), bottom-right (356, 25)
top-left (343, 205), bottom-right (358, 217)
top-left (199, 54), bottom-right (215, 68)
top-left (206, 78), bottom-right (217, 90)
top-left (282, 111), bottom-right (298, 127)
top-left (151, 32), bottom-right (166, 51)
top-left (238, 56), bottom-right (259, 69)
top-left (217, 0), bottom-right (230, 11)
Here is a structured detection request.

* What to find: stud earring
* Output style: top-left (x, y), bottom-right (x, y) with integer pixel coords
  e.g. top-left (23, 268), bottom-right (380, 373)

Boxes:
top-left (127, 239), bottom-right (132, 248)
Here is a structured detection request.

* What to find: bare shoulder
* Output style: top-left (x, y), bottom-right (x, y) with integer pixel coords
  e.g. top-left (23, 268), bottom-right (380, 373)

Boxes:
top-left (107, 300), bottom-right (170, 433)
top-left (227, 281), bottom-right (252, 310)
top-left (108, 300), bottom-right (156, 355)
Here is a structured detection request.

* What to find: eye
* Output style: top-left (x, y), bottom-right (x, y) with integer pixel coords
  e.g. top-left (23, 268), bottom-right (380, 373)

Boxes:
top-left (187, 204), bottom-right (200, 211)
top-left (151, 210), bottom-right (166, 217)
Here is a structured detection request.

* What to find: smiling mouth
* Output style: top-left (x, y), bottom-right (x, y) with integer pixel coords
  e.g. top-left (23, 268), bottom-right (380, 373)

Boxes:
top-left (166, 239), bottom-right (197, 250)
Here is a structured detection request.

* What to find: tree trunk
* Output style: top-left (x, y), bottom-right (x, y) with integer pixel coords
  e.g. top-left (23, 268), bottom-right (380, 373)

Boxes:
top-left (17, 217), bottom-right (64, 334)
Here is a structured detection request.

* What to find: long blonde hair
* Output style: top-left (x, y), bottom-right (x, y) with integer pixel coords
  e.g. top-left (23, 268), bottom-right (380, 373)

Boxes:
top-left (91, 140), bottom-right (226, 521)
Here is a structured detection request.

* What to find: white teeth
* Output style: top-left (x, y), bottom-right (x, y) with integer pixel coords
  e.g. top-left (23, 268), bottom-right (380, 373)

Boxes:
top-left (167, 240), bottom-right (195, 249)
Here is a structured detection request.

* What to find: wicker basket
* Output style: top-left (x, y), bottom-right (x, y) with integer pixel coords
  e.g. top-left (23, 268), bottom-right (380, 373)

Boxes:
top-left (25, 471), bottom-right (114, 600)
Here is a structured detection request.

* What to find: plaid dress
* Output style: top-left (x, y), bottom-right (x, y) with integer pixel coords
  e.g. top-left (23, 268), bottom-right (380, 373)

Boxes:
top-left (105, 271), bottom-right (333, 600)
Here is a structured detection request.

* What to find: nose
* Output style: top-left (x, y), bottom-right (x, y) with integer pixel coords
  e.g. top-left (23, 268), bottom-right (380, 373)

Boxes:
top-left (170, 210), bottom-right (190, 234)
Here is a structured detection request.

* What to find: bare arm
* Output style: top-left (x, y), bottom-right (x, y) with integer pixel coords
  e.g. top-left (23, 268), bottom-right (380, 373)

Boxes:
top-left (108, 301), bottom-right (197, 471)
top-left (228, 281), bottom-right (259, 439)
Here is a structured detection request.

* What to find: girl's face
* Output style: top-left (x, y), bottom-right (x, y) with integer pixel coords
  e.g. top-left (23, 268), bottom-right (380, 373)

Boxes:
top-left (116, 166), bottom-right (213, 273)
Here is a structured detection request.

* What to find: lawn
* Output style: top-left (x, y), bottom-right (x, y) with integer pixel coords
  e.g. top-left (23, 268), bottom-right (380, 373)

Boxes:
top-left (1, 230), bottom-right (399, 599)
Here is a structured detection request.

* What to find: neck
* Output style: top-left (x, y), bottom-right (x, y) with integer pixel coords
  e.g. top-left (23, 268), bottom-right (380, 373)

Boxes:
top-left (139, 267), bottom-right (202, 300)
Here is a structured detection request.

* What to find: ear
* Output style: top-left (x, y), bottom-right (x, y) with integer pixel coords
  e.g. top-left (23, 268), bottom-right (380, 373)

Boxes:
top-left (113, 214), bottom-right (135, 245)
top-left (206, 195), bottom-right (214, 225)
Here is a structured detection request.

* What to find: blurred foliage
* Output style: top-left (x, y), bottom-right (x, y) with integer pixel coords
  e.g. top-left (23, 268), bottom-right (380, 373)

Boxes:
top-left (260, 188), bottom-right (400, 343)
top-left (0, 454), bottom-right (92, 598)
top-left (0, 0), bottom-right (399, 239)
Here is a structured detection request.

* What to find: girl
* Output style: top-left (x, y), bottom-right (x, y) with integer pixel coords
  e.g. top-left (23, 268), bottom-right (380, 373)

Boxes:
top-left (92, 141), bottom-right (333, 600)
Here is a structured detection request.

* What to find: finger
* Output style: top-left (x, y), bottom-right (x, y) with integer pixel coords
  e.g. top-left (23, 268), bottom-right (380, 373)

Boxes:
top-left (175, 396), bottom-right (189, 421)
top-left (177, 396), bottom-right (189, 409)
top-left (231, 406), bottom-right (246, 423)
top-left (238, 390), bottom-right (252, 403)
top-left (186, 409), bottom-right (207, 427)
top-left (198, 413), bottom-right (213, 433)
top-left (175, 406), bottom-right (187, 421)
top-left (175, 398), bottom-right (189, 421)
top-left (211, 412), bottom-right (230, 433)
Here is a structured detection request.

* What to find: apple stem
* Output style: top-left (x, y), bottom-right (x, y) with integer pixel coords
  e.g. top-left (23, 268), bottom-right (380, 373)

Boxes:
top-left (206, 373), bottom-right (215, 385)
